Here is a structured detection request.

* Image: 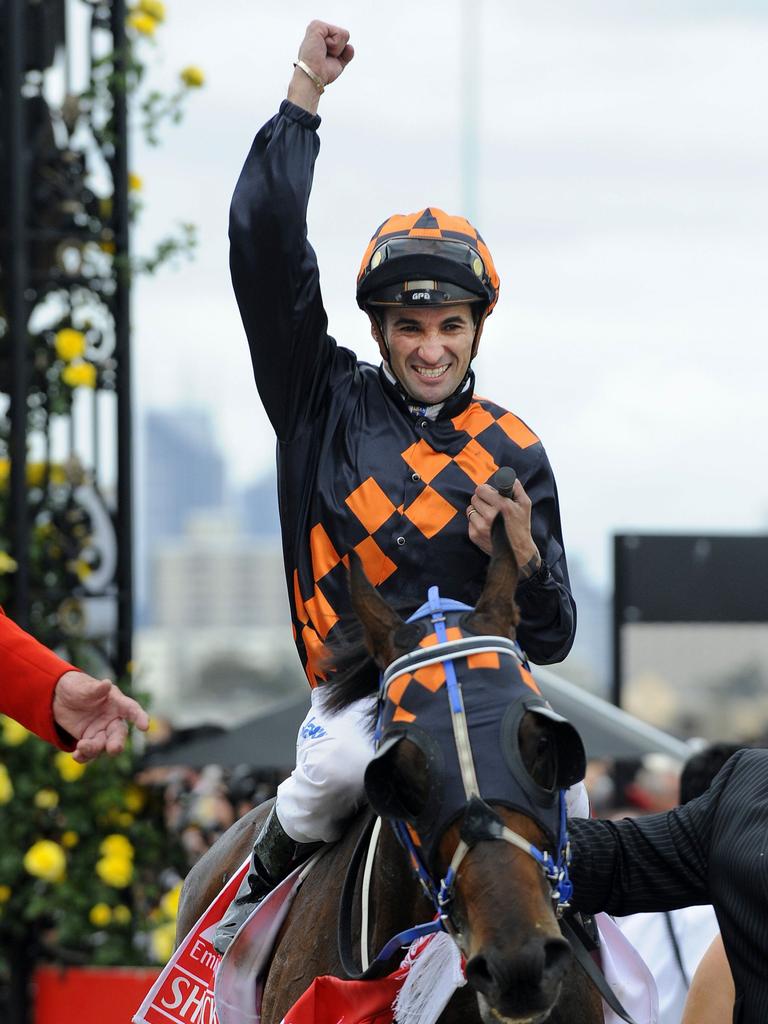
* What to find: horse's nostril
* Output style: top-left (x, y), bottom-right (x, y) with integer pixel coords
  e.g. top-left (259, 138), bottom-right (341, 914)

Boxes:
top-left (465, 953), bottom-right (494, 995)
top-left (466, 938), bottom-right (572, 1004)
top-left (543, 937), bottom-right (571, 979)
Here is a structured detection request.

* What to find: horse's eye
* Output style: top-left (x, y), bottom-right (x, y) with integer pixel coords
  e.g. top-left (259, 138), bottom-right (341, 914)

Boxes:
top-left (517, 712), bottom-right (557, 792)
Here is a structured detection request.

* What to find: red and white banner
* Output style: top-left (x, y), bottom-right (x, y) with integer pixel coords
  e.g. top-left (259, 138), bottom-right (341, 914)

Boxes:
top-left (133, 857), bottom-right (250, 1024)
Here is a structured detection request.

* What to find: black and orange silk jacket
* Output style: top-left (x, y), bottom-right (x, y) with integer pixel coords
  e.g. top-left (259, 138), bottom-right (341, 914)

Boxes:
top-left (230, 101), bottom-right (576, 686)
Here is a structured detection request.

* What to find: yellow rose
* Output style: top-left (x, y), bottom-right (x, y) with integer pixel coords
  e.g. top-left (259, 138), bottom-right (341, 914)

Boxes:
top-left (160, 882), bottom-right (183, 920)
top-left (150, 921), bottom-right (176, 964)
top-left (137, 0), bottom-right (165, 21)
top-left (26, 462), bottom-right (46, 488)
top-left (89, 902), bottom-right (112, 927)
top-left (61, 831), bottom-right (79, 848)
top-left (50, 463), bottom-right (68, 486)
top-left (128, 172), bottom-right (143, 192)
top-left (0, 885), bottom-right (11, 904)
top-left (127, 11), bottom-right (157, 35)
top-left (0, 764), bottom-right (13, 804)
top-left (34, 788), bottom-right (60, 810)
top-left (0, 459), bottom-right (9, 485)
top-left (24, 840), bottom-right (66, 883)
top-left (61, 362), bottom-right (97, 389)
top-left (0, 552), bottom-right (18, 575)
top-left (113, 904), bottom-right (132, 924)
top-left (123, 784), bottom-right (146, 813)
top-left (116, 812), bottom-right (134, 828)
top-left (1, 716), bottom-right (30, 746)
top-left (68, 559), bottom-right (93, 582)
top-left (180, 66), bottom-right (205, 89)
top-left (55, 752), bottom-right (87, 783)
top-left (54, 328), bottom-right (86, 362)
top-left (95, 855), bottom-right (134, 889)
top-left (100, 834), bottom-right (135, 860)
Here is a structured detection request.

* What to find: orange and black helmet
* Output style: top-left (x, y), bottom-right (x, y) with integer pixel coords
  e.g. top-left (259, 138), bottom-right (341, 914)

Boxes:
top-left (356, 207), bottom-right (500, 317)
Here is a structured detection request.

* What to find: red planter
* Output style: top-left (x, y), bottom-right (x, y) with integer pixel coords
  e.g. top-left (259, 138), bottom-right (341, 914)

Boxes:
top-left (34, 965), bottom-right (161, 1024)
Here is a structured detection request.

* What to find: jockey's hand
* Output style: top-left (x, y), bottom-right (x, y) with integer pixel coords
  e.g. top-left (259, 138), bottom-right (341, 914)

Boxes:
top-left (53, 671), bottom-right (150, 763)
top-left (288, 21), bottom-right (354, 114)
top-left (466, 479), bottom-right (542, 578)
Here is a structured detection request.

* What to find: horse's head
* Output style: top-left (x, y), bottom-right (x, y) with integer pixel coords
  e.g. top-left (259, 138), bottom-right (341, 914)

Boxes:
top-left (349, 531), bottom-right (586, 1024)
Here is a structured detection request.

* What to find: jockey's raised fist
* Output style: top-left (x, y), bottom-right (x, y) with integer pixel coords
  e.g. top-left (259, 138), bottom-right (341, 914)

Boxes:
top-left (297, 20), bottom-right (354, 87)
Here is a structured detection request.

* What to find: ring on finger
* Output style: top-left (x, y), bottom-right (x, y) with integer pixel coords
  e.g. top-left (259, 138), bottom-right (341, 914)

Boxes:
top-left (467, 505), bottom-right (479, 520)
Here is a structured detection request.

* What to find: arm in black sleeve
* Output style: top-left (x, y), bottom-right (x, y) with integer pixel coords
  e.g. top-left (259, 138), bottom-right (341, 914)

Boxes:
top-left (229, 100), bottom-right (337, 442)
top-left (515, 448), bottom-right (576, 665)
top-left (568, 751), bottom-right (746, 917)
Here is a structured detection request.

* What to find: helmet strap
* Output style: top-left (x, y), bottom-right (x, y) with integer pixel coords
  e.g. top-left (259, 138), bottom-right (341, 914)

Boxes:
top-left (469, 307), bottom-right (488, 359)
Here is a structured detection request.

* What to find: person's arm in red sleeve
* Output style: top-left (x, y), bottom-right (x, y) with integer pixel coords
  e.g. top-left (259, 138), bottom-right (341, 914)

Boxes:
top-left (0, 607), bottom-right (77, 748)
top-left (0, 609), bottom-right (149, 761)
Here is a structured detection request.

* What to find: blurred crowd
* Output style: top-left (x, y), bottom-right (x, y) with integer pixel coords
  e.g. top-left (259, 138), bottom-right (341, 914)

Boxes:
top-left (136, 718), bottom-right (282, 869)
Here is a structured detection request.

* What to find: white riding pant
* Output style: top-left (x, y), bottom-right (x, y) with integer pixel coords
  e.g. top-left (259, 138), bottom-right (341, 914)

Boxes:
top-left (276, 689), bottom-right (377, 843)
top-left (275, 688), bottom-right (590, 844)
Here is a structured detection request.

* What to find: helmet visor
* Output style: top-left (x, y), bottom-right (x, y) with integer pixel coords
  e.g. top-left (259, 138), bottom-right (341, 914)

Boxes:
top-left (358, 237), bottom-right (490, 308)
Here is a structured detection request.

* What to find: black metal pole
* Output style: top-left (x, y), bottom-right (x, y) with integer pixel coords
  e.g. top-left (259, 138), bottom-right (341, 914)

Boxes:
top-left (110, 0), bottom-right (133, 675)
top-left (5, 0), bottom-right (30, 628)
top-left (611, 534), bottom-right (623, 708)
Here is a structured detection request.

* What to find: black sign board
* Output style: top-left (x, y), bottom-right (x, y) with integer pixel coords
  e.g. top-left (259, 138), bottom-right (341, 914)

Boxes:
top-left (612, 534), bottom-right (768, 705)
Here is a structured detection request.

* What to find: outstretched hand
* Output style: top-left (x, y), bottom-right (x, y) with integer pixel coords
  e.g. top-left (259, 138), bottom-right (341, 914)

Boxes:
top-left (52, 671), bottom-right (150, 763)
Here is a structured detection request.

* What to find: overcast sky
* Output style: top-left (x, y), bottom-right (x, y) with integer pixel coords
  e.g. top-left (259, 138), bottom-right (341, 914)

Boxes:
top-left (131, 1), bottom-right (768, 586)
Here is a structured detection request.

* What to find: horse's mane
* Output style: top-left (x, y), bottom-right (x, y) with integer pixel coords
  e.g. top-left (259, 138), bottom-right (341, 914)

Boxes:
top-left (318, 603), bottom-right (420, 726)
top-left (320, 622), bottom-right (378, 709)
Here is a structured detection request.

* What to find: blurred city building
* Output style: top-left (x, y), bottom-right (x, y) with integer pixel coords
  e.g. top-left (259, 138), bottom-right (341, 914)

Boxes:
top-left (150, 510), bottom-right (286, 629)
top-left (237, 473), bottom-right (282, 537)
top-left (138, 408), bottom-right (226, 622)
top-left (136, 506), bottom-right (302, 727)
top-left (136, 423), bottom-right (301, 725)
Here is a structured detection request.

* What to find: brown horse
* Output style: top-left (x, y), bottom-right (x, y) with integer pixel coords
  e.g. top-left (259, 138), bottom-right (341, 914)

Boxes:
top-left (177, 530), bottom-right (604, 1024)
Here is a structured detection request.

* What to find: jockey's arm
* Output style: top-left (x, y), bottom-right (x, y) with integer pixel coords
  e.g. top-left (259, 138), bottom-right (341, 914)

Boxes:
top-left (228, 22), bottom-right (353, 443)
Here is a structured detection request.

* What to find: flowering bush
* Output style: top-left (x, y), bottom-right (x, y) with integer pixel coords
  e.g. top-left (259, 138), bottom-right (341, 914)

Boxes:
top-left (0, 0), bottom-right (205, 992)
top-left (0, 719), bottom-right (187, 966)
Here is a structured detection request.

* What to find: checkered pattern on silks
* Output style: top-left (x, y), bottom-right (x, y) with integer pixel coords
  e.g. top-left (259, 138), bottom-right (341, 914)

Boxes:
top-left (291, 395), bottom-right (540, 686)
top-left (357, 207), bottom-right (500, 314)
top-left (231, 102), bottom-right (575, 688)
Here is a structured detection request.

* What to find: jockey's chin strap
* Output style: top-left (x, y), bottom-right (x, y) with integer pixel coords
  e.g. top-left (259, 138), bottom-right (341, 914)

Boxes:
top-left (340, 587), bottom-right (573, 979)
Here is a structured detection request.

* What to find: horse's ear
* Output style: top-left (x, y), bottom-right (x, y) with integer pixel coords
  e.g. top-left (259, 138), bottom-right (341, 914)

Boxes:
top-left (349, 551), bottom-right (404, 668)
top-left (466, 515), bottom-right (520, 637)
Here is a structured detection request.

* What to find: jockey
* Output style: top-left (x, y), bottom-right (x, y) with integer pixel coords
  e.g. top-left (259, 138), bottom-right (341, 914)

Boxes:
top-left (214, 20), bottom-right (582, 954)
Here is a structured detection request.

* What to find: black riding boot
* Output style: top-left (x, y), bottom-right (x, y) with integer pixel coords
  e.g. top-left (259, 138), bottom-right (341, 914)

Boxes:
top-left (213, 806), bottom-right (321, 955)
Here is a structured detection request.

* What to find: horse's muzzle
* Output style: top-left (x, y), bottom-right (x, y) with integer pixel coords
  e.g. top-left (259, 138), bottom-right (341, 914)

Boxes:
top-left (466, 934), bottom-right (571, 1022)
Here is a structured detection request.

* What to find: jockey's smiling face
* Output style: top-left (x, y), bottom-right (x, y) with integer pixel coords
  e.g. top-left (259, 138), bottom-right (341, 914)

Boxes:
top-left (377, 305), bottom-right (480, 405)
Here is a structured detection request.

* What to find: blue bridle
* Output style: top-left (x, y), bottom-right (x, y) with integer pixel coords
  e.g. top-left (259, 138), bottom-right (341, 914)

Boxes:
top-left (365, 586), bottom-right (575, 966)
